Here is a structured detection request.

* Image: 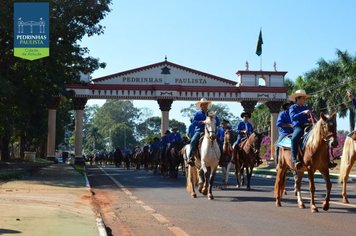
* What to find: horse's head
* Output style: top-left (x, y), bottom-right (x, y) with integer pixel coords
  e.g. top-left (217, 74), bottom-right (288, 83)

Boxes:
top-left (320, 112), bottom-right (338, 148)
top-left (250, 131), bottom-right (264, 155)
top-left (204, 114), bottom-right (217, 141)
top-left (224, 129), bottom-right (233, 144)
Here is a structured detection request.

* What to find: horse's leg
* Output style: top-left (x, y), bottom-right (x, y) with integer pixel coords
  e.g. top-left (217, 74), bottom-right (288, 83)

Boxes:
top-left (202, 166), bottom-right (210, 196)
top-left (295, 170), bottom-right (305, 209)
top-left (307, 170), bottom-right (318, 213)
top-left (246, 166), bottom-right (252, 190)
top-left (189, 166), bottom-right (197, 198)
top-left (208, 168), bottom-right (217, 200)
top-left (274, 164), bottom-right (287, 207)
top-left (234, 161), bottom-right (241, 188)
top-left (342, 164), bottom-right (352, 203)
top-left (222, 165), bottom-right (227, 186)
top-left (198, 168), bottom-right (204, 193)
top-left (226, 161), bottom-right (232, 185)
top-left (320, 168), bottom-right (332, 211)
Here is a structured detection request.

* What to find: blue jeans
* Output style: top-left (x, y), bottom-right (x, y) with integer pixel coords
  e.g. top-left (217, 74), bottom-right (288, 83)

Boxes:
top-left (233, 134), bottom-right (243, 147)
top-left (189, 132), bottom-right (201, 159)
top-left (291, 126), bottom-right (304, 164)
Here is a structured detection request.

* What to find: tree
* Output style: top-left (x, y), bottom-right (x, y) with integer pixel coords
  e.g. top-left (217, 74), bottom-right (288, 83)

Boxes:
top-left (304, 49), bottom-right (356, 132)
top-left (0, 0), bottom-right (112, 160)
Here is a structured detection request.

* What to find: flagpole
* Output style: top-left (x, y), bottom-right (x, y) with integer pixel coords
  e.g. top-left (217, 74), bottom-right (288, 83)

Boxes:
top-left (260, 55), bottom-right (262, 71)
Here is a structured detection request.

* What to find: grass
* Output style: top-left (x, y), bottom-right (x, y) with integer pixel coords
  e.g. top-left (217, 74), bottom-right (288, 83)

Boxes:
top-left (72, 164), bottom-right (85, 176)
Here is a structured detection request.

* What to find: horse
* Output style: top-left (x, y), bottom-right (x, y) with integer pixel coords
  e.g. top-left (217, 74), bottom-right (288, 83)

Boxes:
top-left (233, 131), bottom-right (263, 190)
top-left (222, 129), bottom-right (234, 186)
top-left (274, 113), bottom-right (338, 213)
top-left (150, 147), bottom-right (161, 174)
top-left (184, 113), bottom-right (220, 199)
top-left (338, 133), bottom-right (356, 203)
top-left (168, 142), bottom-right (184, 178)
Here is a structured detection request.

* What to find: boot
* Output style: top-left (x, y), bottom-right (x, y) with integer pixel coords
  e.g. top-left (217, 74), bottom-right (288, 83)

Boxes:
top-left (255, 155), bottom-right (263, 167)
top-left (328, 161), bottom-right (337, 169)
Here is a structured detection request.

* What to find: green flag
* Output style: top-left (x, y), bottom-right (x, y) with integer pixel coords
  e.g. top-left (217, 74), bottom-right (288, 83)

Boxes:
top-left (256, 30), bottom-right (263, 56)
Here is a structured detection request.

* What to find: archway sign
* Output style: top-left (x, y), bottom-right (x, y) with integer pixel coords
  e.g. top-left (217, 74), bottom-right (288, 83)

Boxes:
top-left (47, 59), bottom-right (287, 163)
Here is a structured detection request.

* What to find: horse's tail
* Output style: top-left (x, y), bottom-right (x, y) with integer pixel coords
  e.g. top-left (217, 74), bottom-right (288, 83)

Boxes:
top-left (339, 136), bottom-right (353, 183)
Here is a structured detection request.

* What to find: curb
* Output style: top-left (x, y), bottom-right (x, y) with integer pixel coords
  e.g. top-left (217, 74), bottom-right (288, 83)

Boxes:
top-left (84, 166), bottom-right (108, 236)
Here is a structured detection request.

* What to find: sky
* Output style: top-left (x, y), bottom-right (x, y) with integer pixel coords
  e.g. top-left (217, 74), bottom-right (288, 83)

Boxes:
top-left (82, 0), bottom-right (356, 131)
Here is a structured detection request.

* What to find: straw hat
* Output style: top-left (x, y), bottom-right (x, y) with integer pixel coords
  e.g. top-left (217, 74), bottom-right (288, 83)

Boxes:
top-left (196, 98), bottom-right (212, 109)
top-left (288, 89), bottom-right (311, 101)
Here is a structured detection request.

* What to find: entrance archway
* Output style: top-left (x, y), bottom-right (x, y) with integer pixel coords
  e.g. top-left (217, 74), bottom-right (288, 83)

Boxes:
top-left (47, 59), bottom-right (288, 162)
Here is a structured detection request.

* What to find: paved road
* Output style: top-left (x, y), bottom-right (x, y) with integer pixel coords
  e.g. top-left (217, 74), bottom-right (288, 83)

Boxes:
top-left (87, 165), bottom-right (356, 236)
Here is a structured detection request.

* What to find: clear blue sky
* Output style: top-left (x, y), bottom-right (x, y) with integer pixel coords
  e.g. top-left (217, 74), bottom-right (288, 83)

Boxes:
top-left (82, 0), bottom-right (356, 131)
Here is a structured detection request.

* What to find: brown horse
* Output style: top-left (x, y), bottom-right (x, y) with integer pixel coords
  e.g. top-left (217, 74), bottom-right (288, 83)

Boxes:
top-left (234, 132), bottom-right (263, 190)
top-left (338, 133), bottom-right (356, 203)
top-left (274, 113), bottom-right (338, 213)
top-left (222, 129), bottom-right (234, 186)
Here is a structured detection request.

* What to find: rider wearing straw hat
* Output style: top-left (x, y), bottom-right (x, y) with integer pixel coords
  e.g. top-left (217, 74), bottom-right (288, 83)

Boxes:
top-left (187, 98), bottom-right (220, 166)
top-left (288, 89), bottom-right (312, 169)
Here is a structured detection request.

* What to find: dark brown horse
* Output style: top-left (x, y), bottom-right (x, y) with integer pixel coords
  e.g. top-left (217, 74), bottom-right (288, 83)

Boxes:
top-left (274, 113), bottom-right (338, 213)
top-left (168, 142), bottom-right (184, 178)
top-left (234, 132), bottom-right (263, 190)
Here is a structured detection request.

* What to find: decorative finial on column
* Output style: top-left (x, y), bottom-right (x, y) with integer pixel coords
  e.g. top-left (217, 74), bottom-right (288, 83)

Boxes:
top-left (245, 61), bottom-right (249, 71)
top-left (273, 61), bottom-right (277, 71)
top-left (165, 55), bottom-right (167, 62)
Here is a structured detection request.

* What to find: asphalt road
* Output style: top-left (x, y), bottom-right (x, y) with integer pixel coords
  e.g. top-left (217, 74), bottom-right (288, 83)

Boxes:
top-left (87, 165), bottom-right (356, 236)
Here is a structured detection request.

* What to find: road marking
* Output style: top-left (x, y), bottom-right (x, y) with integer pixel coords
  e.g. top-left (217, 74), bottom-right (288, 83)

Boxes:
top-left (98, 167), bottom-right (190, 236)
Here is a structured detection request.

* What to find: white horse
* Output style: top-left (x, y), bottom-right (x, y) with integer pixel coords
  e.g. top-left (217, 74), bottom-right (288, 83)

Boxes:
top-left (339, 134), bottom-right (356, 203)
top-left (184, 113), bottom-right (220, 199)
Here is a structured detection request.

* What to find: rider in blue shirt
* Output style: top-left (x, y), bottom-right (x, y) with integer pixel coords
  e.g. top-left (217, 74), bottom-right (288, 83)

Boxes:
top-left (187, 98), bottom-right (220, 166)
top-left (233, 111), bottom-right (262, 166)
top-left (187, 118), bottom-right (195, 139)
top-left (161, 130), bottom-right (171, 161)
top-left (217, 119), bottom-right (232, 166)
top-left (289, 90), bottom-right (312, 169)
top-left (169, 127), bottom-right (182, 144)
top-left (275, 102), bottom-right (293, 162)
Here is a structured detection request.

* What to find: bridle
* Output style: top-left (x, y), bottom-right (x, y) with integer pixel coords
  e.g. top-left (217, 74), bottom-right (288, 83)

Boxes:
top-left (204, 117), bottom-right (217, 141)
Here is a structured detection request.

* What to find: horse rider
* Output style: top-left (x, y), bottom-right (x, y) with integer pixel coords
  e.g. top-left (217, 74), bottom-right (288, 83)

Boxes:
top-left (275, 101), bottom-right (293, 163)
top-left (233, 111), bottom-right (263, 166)
top-left (150, 137), bottom-right (161, 153)
top-left (217, 119), bottom-right (232, 166)
top-left (347, 90), bottom-right (356, 109)
top-left (161, 130), bottom-right (171, 160)
top-left (169, 127), bottom-right (182, 144)
top-left (288, 89), bottom-right (313, 170)
top-left (187, 98), bottom-right (220, 166)
top-left (187, 118), bottom-right (195, 140)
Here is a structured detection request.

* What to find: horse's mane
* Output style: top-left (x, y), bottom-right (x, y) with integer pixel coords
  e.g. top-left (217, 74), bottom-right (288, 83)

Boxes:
top-left (305, 119), bottom-right (324, 151)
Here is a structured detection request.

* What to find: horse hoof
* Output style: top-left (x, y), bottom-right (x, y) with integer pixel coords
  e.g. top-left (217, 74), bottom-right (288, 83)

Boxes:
top-left (311, 207), bottom-right (319, 213)
top-left (246, 186), bottom-right (251, 191)
top-left (322, 202), bottom-right (329, 211)
top-left (276, 201), bottom-right (281, 207)
top-left (208, 194), bottom-right (214, 200)
top-left (342, 198), bottom-right (350, 204)
top-left (202, 188), bottom-right (208, 196)
top-left (192, 193), bottom-right (197, 198)
top-left (236, 184), bottom-right (240, 189)
top-left (298, 203), bottom-right (305, 209)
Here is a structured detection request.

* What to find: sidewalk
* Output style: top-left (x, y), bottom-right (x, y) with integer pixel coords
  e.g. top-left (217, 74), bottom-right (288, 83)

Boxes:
top-left (0, 164), bottom-right (102, 236)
